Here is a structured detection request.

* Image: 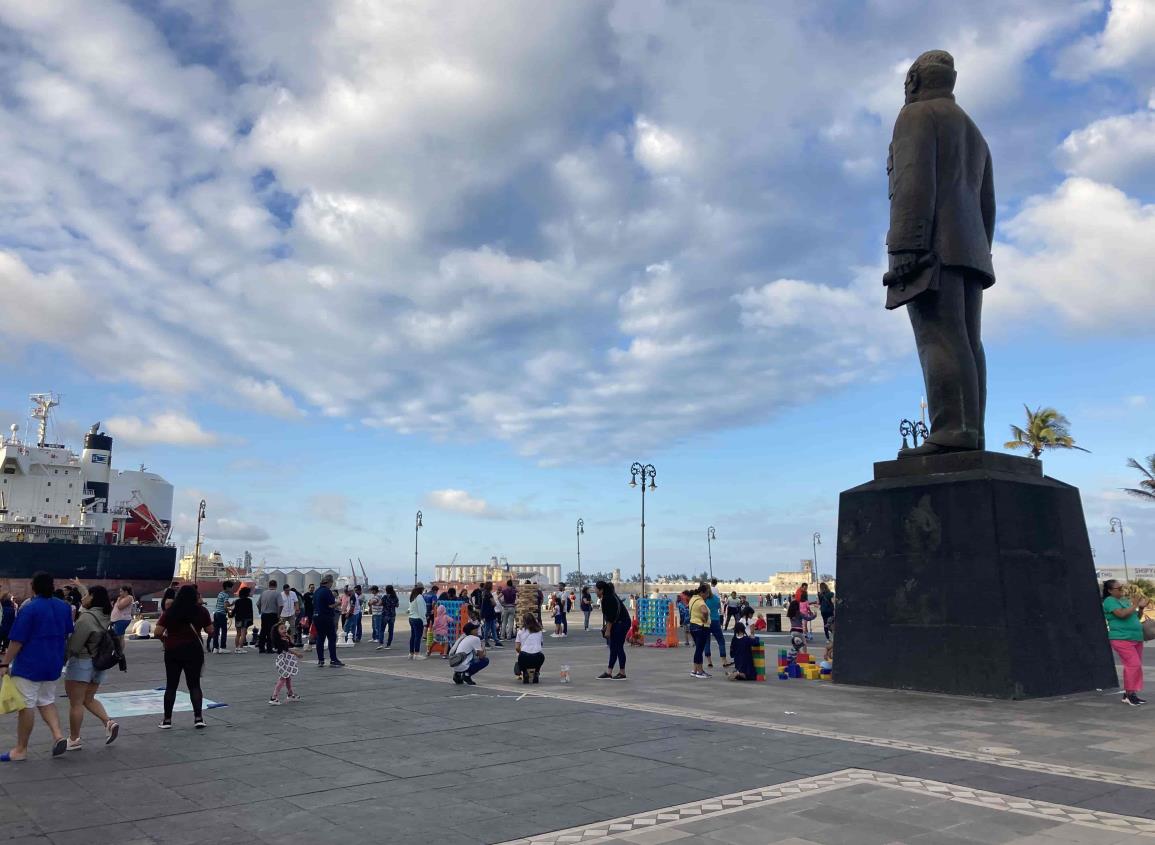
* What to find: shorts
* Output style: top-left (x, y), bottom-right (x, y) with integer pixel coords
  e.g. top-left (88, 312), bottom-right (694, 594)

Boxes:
top-left (111, 620), bottom-right (131, 637)
top-left (65, 656), bottom-right (107, 685)
top-left (235, 618), bottom-right (253, 631)
top-left (13, 675), bottom-right (58, 707)
top-left (433, 633), bottom-right (450, 644)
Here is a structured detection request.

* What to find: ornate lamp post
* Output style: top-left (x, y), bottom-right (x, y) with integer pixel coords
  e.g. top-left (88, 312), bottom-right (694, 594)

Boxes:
top-left (629, 462), bottom-right (656, 599)
top-left (576, 518), bottom-right (584, 587)
top-left (707, 526), bottom-right (717, 579)
top-left (812, 532), bottom-right (821, 580)
top-left (1109, 517), bottom-right (1129, 583)
top-left (192, 499), bottom-right (206, 579)
top-left (414, 510), bottom-right (423, 586)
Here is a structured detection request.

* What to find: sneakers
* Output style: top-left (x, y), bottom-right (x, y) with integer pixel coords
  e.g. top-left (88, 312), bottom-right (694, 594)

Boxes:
top-left (105, 721), bottom-right (119, 745)
top-left (1133, 694), bottom-right (1148, 704)
top-left (532, 672), bottom-right (539, 685)
top-left (330, 660), bottom-right (346, 667)
top-left (158, 720), bottom-right (172, 730)
top-left (612, 673), bottom-right (627, 680)
top-left (234, 648), bottom-right (245, 654)
top-left (1124, 693), bottom-right (1146, 706)
top-left (268, 698), bottom-right (281, 706)
top-left (462, 675), bottom-right (476, 686)
top-left (597, 672), bottom-right (613, 680)
top-left (376, 645), bottom-right (384, 651)
top-left (66, 738), bottom-right (83, 751)
top-left (690, 670), bottom-right (710, 679)
top-left (194, 718), bottom-right (206, 729)
top-left (286, 694), bottom-right (301, 702)
top-left (453, 673), bottom-right (464, 685)
top-left (317, 661), bottom-right (326, 667)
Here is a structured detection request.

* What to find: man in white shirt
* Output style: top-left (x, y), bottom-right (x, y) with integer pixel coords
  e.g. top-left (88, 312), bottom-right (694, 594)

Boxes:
top-left (449, 622), bottom-right (488, 686)
top-left (279, 584), bottom-right (298, 623)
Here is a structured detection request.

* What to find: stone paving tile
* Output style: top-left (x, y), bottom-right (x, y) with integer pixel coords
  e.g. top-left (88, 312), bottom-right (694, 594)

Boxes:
top-left (2, 635), bottom-right (1155, 844)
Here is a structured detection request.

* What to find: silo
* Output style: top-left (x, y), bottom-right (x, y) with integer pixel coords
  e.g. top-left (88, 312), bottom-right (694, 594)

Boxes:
top-left (268, 569), bottom-right (288, 588)
top-left (304, 569), bottom-right (322, 589)
top-left (287, 569), bottom-right (305, 591)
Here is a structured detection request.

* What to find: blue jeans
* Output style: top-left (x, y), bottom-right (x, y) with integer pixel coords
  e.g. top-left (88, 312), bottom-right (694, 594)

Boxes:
top-left (607, 618), bottom-right (629, 672)
top-left (314, 617), bottom-right (339, 663)
top-left (582, 609), bottom-right (591, 630)
top-left (408, 619), bottom-right (425, 654)
top-left (372, 614), bottom-right (384, 643)
top-left (710, 619), bottom-right (727, 660)
top-left (211, 612), bottom-right (228, 651)
top-left (465, 655), bottom-right (490, 677)
top-left (481, 618), bottom-right (500, 644)
top-left (343, 614), bottom-right (360, 640)
top-left (383, 617), bottom-right (395, 647)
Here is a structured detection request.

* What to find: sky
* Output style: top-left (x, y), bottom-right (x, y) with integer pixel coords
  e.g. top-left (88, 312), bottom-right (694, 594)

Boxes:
top-left (1, 0), bottom-right (1153, 584)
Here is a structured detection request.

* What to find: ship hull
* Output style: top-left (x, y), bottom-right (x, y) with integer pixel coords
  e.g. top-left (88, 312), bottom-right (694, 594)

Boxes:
top-left (0, 543), bottom-right (176, 597)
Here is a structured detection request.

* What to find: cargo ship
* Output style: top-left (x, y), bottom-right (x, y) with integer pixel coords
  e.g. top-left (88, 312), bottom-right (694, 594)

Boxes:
top-left (0, 393), bottom-right (177, 596)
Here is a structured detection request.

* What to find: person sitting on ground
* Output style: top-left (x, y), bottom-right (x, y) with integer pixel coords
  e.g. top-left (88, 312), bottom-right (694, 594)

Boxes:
top-left (127, 615), bottom-right (152, 639)
top-left (449, 622), bottom-right (488, 686)
top-left (751, 612), bottom-right (767, 633)
top-left (514, 613), bottom-right (545, 685)
top-left (728, 622), bottom-right (756, 681)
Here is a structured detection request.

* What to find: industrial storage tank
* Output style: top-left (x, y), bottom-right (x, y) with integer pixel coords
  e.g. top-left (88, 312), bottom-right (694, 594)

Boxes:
top-left (267, 569), bottom-right (288, 587)
top-left (286, 569), bottom-right (305, 591)
top-left (304, 569), bottom-right (322, 588)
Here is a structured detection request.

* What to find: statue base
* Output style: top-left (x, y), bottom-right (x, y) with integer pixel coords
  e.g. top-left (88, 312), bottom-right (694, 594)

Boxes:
top-left (834, 451), bottom-right (1116, 699)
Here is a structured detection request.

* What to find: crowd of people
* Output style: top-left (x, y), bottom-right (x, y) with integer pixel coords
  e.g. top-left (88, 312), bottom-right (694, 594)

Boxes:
top-left (1, 568), bottom-right (1147, 760)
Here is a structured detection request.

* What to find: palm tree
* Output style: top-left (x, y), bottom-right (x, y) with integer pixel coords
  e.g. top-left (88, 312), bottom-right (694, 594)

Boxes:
top-left (1004, 405), bottom-right (1089, 459)
top-left (1124, 455), bottom-right (1155, 503)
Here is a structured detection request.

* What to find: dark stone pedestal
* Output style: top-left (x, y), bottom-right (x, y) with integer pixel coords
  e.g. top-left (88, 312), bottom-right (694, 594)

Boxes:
top-left (834, 451), bottom-right (1116, 699)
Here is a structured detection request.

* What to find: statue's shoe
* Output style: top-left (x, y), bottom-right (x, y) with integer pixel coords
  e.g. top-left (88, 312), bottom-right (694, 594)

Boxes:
top-left (897, 441), bottom-right (973, 458)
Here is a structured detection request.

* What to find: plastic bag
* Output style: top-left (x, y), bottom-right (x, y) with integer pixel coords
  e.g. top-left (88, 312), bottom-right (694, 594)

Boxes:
top-left (0, 675), bottom-right (26, 714)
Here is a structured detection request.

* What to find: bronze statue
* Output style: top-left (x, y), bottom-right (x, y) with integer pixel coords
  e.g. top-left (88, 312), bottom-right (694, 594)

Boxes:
top-left (884, 50), bottom-right (995, 457)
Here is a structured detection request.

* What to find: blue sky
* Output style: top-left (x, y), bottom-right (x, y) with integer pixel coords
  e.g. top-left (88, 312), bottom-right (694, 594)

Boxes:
top-left (1, 1), bottom-right (1152, 582)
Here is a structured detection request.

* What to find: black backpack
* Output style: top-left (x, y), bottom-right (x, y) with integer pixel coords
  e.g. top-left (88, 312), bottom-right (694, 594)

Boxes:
top-left (90, 616), bottom-right (126, 672)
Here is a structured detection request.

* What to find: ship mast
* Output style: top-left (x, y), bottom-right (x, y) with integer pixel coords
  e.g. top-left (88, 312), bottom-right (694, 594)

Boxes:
top-left (29, 393), bottom-right (60, 447)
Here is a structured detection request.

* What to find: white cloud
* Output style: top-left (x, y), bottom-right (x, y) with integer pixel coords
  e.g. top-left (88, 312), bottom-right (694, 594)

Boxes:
top-left (994, 178), bottom-right (1155, 329)
top-left (207, 518), bottom-right (270, 542)
top-left (234, 378), bottom-right (305, 419)
top-left (1057, 103), bottom-right (1155, 188)
top-left (426, 489), bottom-right (491, 516)
top-left (105, 413), bottom-right (222, 447)
top-left (0, 0), bottom-right (1145, 463)
top-left (1060, 0), bottom-right (1155, 81)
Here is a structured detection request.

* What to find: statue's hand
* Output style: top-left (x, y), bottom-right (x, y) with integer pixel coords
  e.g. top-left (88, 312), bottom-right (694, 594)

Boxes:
top-left (883, 251), bottom-right (933, 287)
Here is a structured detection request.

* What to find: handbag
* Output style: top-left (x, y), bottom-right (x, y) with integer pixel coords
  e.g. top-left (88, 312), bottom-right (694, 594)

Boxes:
top-left (0, 674), bottom-right (26, 714)
top-left (1142, 619), bottom-right (1155, 642)
top-left (448, 635), bottom-right (470, 668)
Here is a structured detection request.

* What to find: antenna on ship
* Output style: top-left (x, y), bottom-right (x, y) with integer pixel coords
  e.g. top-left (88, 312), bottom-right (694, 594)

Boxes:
top-left (29, 393), bottom-right (60, 447)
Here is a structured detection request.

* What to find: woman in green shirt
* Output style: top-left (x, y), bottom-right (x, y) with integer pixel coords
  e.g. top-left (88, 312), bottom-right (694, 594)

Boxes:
top-left (1102, 580), bottom-right (1148, 706)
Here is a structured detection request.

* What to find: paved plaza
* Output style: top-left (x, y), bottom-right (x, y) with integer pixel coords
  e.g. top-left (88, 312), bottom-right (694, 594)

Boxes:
top-left (2, 620), bottom-right (1155, 844)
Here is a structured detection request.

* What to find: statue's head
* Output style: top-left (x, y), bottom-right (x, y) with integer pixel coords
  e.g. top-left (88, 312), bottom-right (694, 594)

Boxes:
top-left (904, 50), bottom-right (956, 104)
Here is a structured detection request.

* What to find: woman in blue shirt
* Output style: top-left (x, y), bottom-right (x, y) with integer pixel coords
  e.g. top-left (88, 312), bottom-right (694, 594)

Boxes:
top-left (702, 589), bottom-right (730, 669)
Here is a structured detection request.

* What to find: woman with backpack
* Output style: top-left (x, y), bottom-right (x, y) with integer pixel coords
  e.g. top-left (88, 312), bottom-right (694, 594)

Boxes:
top-left (64, 585), bottom-right (120, 750)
